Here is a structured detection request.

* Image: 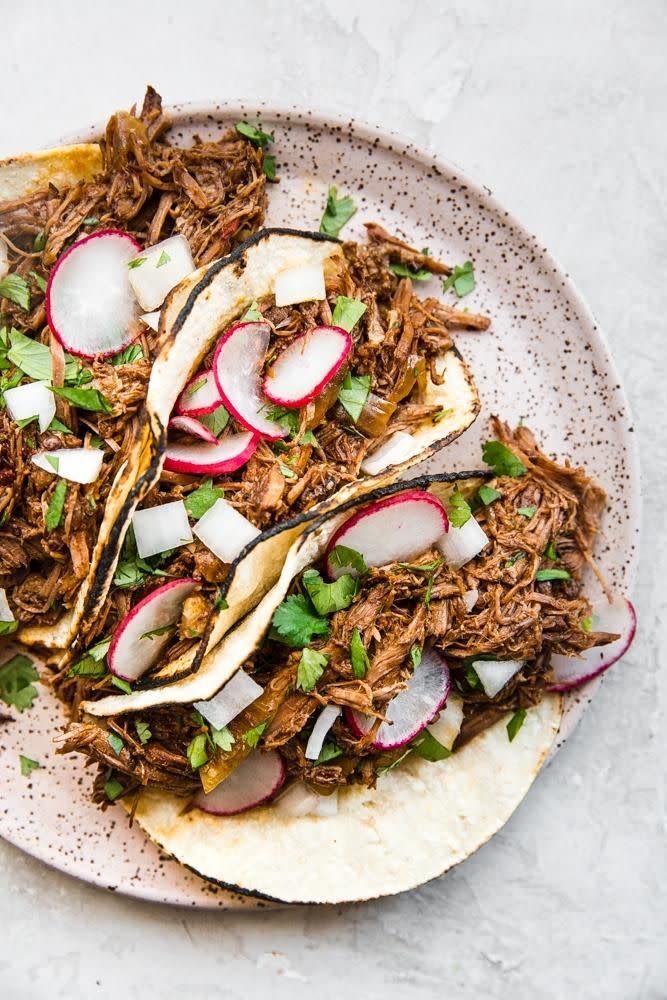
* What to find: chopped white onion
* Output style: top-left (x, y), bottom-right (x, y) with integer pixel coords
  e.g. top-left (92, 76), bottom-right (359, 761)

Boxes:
top-left (128, 235), bottom-right (195, 311)
top-left (0, 241), bottom-right (8, 279)
top-left (360, 431), bottom-right (419, 476)
top-left (473, 659), bottom-right (525, 699)
top-left (428, 692), bottom-right (464, 750)
top-left (462, 588), bottom-right (479, 612)
top-left (5, 380), bottom-right (55, 433)
top-left (141, 310), bottom-right (161, 332)
top-left (0, 588), bottom-right (15, 623)
top-left (193, 498), bottom-right (260, 564)
top-left (274, 262), bottom-right (325, 307)
top-left (437, 515), bottom-right (489, 568)
top-left (305, 705), bottom-right (341, 760)
top-left (132, 500), bottom-right (193, 559)
top-left (194, 669), bottom-right (263, 731)
top-left (31, 447), bottom-right (103, 484)
top-left (275, 783), bottom-right (338, 818)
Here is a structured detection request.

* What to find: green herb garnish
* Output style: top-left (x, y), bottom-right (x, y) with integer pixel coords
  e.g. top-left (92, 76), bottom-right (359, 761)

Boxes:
top-left (327, 544), bottom-right (367, 576)
top-left (135, 720), bottom-right (152, 745)
top-left (0, 621), bottom-right (18, 637)
top-left (478, 484), bottom-right (502, 505)
top-left (106, 732), bottom-right (125, 757)
top-left (262, 154), bottom-right (277, 180)
top-left (243, 721), bottom-right (268, 749)
top-left (19, 755), bottom-right (41, 777)
top-left (320, 185), bottom-right (357, 237)
top-left (0, 274), bottom-right (30, 310)
top-left (442, 260), bottom-right (475, 298)
top-left (389, 262), bottom-right (431, 282)
top-left (331, 295), bottom-right (367, 332)
top-left (296, 648), bottom-right (328, 693)
top-left (51, 385), bottom-right (112, 413)
top-left (316, 741), bottom-right (343, 764)
top-left (128, 257), bottom-right (147, 269)
top-left (104, 775), bottom-right (125, 801)
top-left (535, 568), bottom-right (571, 582)
top-left (271, 594), bottom-right (330, 647)
top-left (337, 372), bottom-right (371, 423)
top-left (506, 709), bottom-right (527, 742)
top-left (242, 301), bottom-right (262, 322)
top-left (545, 540), bottom-right (558, 561)
top-left (482, 440), bottom-right (527, 478)
top-left (0, 654), bottom-right (39, 711)
top-left (505, 551), bottom-right (526, 568)
top-left (302, 569), bottom-right (357, 616)
top-left (199, 404), bottom-right (230, 437)
top-left (210, 725), bottom-right (235, 752)
top-left (186, 732), bottom-right (209, 769)
top-left (156, 250), bottom-right (171, 268)
top-left (29, 271), bottom-right (47, 293)
top-left (580, 615), bottom-right (593, 632)
top-left (411, 729), bottom-right (451, 761)
top-left (449, 490), bottom-right (472, 528)
top-left (111, 344), bottom-right (144, 366)
top-left (45, 481), bottom-right (67, 532)
top-left (518, 506), bottom-right (537, 518)
top-left (350, 628), bottom-right (369, 679)
top-left (235, 122), bottom-right (274, 147)
top-left (184, 479), bottom-right (224, 520)
top-left (410, 644), bottom-right (422, 669)
top-left (433, 407), bottom-right (454, 423)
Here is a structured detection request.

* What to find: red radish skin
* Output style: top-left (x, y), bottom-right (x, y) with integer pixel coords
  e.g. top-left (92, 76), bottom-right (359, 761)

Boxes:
top-left (193, 751), bottom-right (285, 816)
top-left (262, 325), bottom-right (352, 409)
top-left (345, 648), bottom-right (451, 750)
top-left (168, 415), bottom-right (218, 444)
top-left (213, 322), bottom-right (287, 441)
top-left (107, 578), bottom-right (197, 683)
top-left (325, 490), bottom-right (449, 579)
top-left (548, 597), bottom-right (636, 692)
top-left (46, 229), bottom-right (142, 359)
top-left (176, 370), bottom-right (223, 416)
top-left (164, 431), bottom-right (259, 475)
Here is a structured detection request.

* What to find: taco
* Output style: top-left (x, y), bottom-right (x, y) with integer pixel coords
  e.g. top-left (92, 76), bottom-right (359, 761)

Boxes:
top-left (59, 423), bottom-right (634, 903)
top-left (0, 88), bottom-right (269, 650)
top-left (58, 222), bottom-right (485, 700)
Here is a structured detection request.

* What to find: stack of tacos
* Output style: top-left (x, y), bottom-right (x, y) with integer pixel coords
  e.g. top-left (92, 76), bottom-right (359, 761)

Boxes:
top-left (0, 91), bottom-right (635, 904)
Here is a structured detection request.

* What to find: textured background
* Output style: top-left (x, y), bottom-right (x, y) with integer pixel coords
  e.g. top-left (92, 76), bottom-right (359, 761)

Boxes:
top-left (1, 1), bottom-right (665, 997)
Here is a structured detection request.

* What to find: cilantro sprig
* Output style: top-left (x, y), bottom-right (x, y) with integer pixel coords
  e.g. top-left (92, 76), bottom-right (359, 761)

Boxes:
top-left (320, 185), bottom-right (357, 238)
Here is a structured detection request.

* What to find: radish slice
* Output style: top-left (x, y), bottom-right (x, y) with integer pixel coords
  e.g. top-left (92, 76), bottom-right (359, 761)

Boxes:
top-left (274, 262), bottom-right (325, 307)
top-left (0, 241), bottom-right (8, 279)
top-left (46, 229), bottom-right (141, 359)
top-left (275, 784), bottom-right (338, 818)
top-left (193, 751), bottom-right (285, 816)
top-left (194, 669), bottom-right (263, 731)
top-left (0, 588), bottom-right (15, 623)
top-left (127, 235), bottom-right (195, 312)
top-left (428, 692), bottom-right (464, 750)
top-left (132, 500), bottom-right (193, 559)
top-left (262, 326), bottom-right (352, 409)
top-left (4, 380), bottom-right (55, 432)
top-left (360, 431), bottom-right (419, 476)
top-left (168, 415), bottom-right (218, 444)
top-left (193, 498), bottom-right (260, 563)
top-left (305, 705), bottom-right (341, 760)
top-left (473, 659), bottom-right (525, 699)
top-left (141, 310), bottom-right (160, 332)
top-left (437, 515), bottom-right (489, 568)
top-left (213, 322), bottom-right (286, 440)
top-left (31, 447), bottom-right (103, 484)
top-left (549, 597), bottom-right (636, 691)
top-left (462, 588), bottom-right (479, 612)
top-left (347, 648), bottom-right (451, 750)
top-left (164, 431), bottom-right (258, 476)
top-left (176, 370), bottom-right (222, 417)
top-left (108, 578), bottom-right (197, 682)
top-left (325, 490), bottom-right (449, 579)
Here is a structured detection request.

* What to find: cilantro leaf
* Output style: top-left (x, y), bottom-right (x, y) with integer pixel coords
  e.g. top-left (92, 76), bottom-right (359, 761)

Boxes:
top-left (263, 404), bottom-right (300, 438)
top-left (235, 122), bottom-right (274, 148)
top-left (33, 231), bottom-right (46, 252)
top-left (350, 628), bottom-right (369, 679)
top-left (106, 732), bottom-right (125, 756)
top-left (51, 385), bottom-right (112, 414)
top-left (278, 461), bottom-right (297, 480)
top-left (320, 185), bottom-right (357, 237)
top-left (187, 732), bottom-right (209, 769)
top-left (242, 301), bottom-right (262, 322)
top-left (45, 480), bottom-right (68, 532)
top-left (0, 274), bottom-right (30, 311)
top-left (0, 620), bottom-right (18, 637)
top-left (128, 257), bottom-right (147, 269)
top-left (518, 506), bottom-right (537, 518)
top-left (68, 638), bottom-right (110, 678)
top-left (337, 372), bottom-right (371, 423)
top-left (210, 725), bottom-right (235, 752)
top-left (442, 260), bottom-right (475, 298)
top-left (464, 663), bottom-right (482, 689)
top-left (302, 569), bottom-right (357, 615)
top-left (111, 677), bottom-right (132, 694)
top-left (506, 708), bottom-right (527, 742)
top-left (389, 262), bottom-right (431, 282)
top-left (135, 720), bottom-right (152, 745)
top-left (327, 544), bottom-right (367, 576)
top-left (545, 540), bottom-right (558, 561)
top-left (331, 296), bottom-right (367, 332)
top-left (184, 479), bottom-right (224, 520)
top-left (156, 250), bottom-right (171, 268)
top-left (410, 644), bottom-right (422, 669)
top-left (449, 490), bottom-right (472, 528)
top-left (580, 615), bottom-right (593, 632)
top-left (271, 594), bottom-right (330, 647)
top-left (262, 154), bottom-right (277, 180)
top-left (477, 484), bottom-right (502, 505)
top-left (199, 404), bottom-right (230, 437)
top-left (243, 721), bottom-right (267, 748)
top-left (19, 754), bottom-right (42, 776)
top-left (29, 271), bottom-right (47, 293)
top-left (505, 551), bottom-right (526, 568)
top-left (433, 407), bottom-right (455, 423)
top-left (411, 729), bottom-right (451, 761)
top-left (296, 648), bottom-right (328, 693)
top-left (482, 440), bottom-right (527, 478)
top-left (111, 343), bottom-right (144, 366)
top-left (48, 417), bottom-right (72, 434)
top-left (535, 568), bottom-right (571, 582)
top-left (0, 654), bottom-right (39, 712)
top-left (104, 775), bottom-right (125, 801)
top-left (316, 741), bottom-right (343, 764)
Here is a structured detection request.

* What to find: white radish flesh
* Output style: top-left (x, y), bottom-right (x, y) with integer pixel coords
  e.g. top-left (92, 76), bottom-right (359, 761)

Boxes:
top-left (167, 415), bottom-right (218, 444)
top-left (462, 588), bottom-right (479, 612)
top-left (176, 370), bottom-right (222, 416)
top-left (193, 751), bottom-right (285, 816)
top-left (132, 500), bottom-right (193, 559)
top-left (360, 431), bottom-right (419, 476)
top-left (164, 431), bottom-right (258, 476)
top-left (262, 326), bottom-right (351, 408)
top-left (549, 597), bottom-right (636, 691)
top-left (193, 498), bottom-right (260, 564)
top-left (473, 659), bottom-right (525, 699)
top-left (325, 490), bottom-right (449, 579)
top-left (347, 648), bottom-right (451, 750)
top-left (213, 322), bottom-right (286, 440)
top-left (141, 310), bottom-right (160, 332)
top-left (275, 783), bottom-right (338, 818)
top-left (31, 447), bottom-right (103, 484)
top-left (305, 705), bottom-right (341, 760)
top-left (194, 669), bottom-right (263, 731)
top-left (46, 229), bottom-right (141, 358)
top-left (4, 380), bottom-right (55, 432)
top-left (0, 241), bottom-right (8, 279)
top-left (437, 515), bottom-right (489, 568)
top-left (108, 578), bottom-right (197, 682)
top-left (0, 588), bottom-right (15, 623)
top-left (427, 692), bottom-right (464, 750)
top-left (127, 235), bottom-right (195, 311)
top-left (274, 262), bottom-right (325, 307)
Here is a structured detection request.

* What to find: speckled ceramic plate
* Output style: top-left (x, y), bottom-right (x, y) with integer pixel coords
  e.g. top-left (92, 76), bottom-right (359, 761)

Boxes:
top-left (0, 103), bottom-right (639, 907)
